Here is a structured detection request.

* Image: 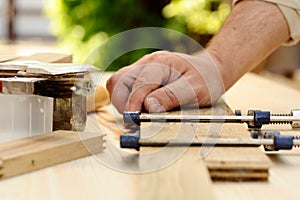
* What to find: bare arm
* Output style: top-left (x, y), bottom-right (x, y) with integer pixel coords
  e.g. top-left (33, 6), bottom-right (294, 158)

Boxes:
top-left (207, 0), bottom-right (290, 90)
top-left (107, 0), bottom-right (291, 113)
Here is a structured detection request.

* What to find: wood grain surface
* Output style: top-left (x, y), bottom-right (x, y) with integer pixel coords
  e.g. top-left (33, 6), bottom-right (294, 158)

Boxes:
top-left (0, 53), bottom-right (72, 63)
top-left (94, 97), bottom-right (271, 182)
top-left (1, 56), bottom-right (300, 199)
top-left (17, 53), bottom-right (72, 63)
top-left (0, 131), bottom-right (105, 179)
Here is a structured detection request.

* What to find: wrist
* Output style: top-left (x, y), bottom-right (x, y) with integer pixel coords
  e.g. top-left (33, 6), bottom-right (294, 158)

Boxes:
top-left (206, 48), bottom-right (236, 91)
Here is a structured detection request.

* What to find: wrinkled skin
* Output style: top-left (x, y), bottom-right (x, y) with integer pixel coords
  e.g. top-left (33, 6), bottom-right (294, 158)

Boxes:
top-left (107, 1), bottom-right (290, 113)
top-left (106, 50), bottom-right (225, 113)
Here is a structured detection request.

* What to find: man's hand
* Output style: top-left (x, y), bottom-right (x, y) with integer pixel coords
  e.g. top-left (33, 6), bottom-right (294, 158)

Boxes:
top-left (107, 1), bottom-right (290, 114)
top-left (106, 50), bottom-right (225, 113)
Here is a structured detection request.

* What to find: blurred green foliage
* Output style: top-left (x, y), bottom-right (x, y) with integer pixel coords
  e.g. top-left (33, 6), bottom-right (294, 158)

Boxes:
top-left (45, 0), bottom-right (230, 71)
top-left (163, 0), bottom-right (230, 38)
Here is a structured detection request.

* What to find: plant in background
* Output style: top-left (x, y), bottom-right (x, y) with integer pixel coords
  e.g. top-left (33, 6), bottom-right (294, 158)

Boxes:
top-left (45, 0), bottom-right (230, 71)
top-left (163, 0), bottom-right (230, 43)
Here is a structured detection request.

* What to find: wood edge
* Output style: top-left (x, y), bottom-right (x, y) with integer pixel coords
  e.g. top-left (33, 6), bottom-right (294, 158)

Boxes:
top-left (206, 163), bottom-right (272, 170)
top-left (15, 53), bottom-right (73, 63)
top-left (0, 136), bottom-right (105, 179)
top-left (0, 132), bottom-right (105, 179)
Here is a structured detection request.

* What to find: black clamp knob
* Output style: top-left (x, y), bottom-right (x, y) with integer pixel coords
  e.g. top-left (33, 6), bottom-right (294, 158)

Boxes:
top-left (247, 110), bottom-right (271, 129)
top-left (263, 131), bottom-right (294, 151)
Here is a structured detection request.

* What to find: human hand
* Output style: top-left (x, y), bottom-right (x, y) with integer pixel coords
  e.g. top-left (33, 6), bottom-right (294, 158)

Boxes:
top-left (106, 50), bottom-right (226, 113)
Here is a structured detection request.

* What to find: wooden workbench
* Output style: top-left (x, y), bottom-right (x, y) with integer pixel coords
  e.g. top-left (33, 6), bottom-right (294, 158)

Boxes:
top-left (1, 72), bottom-right (300, 200)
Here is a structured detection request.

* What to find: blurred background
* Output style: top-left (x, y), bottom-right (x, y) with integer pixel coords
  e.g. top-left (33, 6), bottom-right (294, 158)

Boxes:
top-left (0, 0), bottom-right (299, 88)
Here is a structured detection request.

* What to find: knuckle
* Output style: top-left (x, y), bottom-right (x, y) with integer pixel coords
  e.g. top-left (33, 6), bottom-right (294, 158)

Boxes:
top-left (143, 51), bottom-right (172, 63)
top-left (156, 87), bottom-right (179, 109)
top-left (164, 88), bottom-right (179, 106)
top-left (106, 76), bottom-right (115, 94)
top-left (132, 77), bottom-right (148, 91)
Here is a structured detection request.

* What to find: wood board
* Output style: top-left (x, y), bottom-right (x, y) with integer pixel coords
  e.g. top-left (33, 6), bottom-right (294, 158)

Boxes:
top-left (0, 53), bottom-right (72, 64)
top-left (0, 54), bottom-right (214, 198)
top-left (95, 99), bottom-right (271, 182)
top-left (0, 55), bottom-right (22, 63)
top-left (16, 53), bottom-right (73, 63)
top-left (138, 148), bottom-right (215, 200)
top-left (0, 131), bottom-right (105, 179)
top-left (87, 111), bottom-right (215, 199)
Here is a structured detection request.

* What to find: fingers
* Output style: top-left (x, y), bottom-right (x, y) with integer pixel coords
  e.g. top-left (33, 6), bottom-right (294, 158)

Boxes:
top-left (125, 63), bottom-right (171, 111)
top-left (106, 50), bottom-right (224, 113)
top-left (142, 52), bottom-right (225, 112)
top-left (143, 73), bottom-right (204, 112)
top-left (107, 51), bottom-right (183, 113)
top-left (106, 66), bottom-right (143, 113)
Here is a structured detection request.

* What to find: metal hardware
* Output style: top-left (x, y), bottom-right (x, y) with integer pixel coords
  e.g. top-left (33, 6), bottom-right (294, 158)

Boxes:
top-left (120, 110), bottom-right (300, 151)
top-left (123, 110), bottom-right (300, 129)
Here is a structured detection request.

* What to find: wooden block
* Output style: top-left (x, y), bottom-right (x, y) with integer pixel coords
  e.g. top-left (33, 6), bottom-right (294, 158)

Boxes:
top-left (0, 53), bottom-right (72, 64)
top-left (0, 131), bottom-right (105, 179)
top-left (205, 147), bottom-right (271, 181)
top-left (0, 55), bottom-right (22, 63)
top-left (17, 53), bottom-right (72, 63)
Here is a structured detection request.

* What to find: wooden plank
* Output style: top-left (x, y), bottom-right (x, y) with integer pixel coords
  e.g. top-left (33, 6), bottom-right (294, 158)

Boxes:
top-left (0, 131), bottom-right (105, 179)
top-left (95, 101), bottom-right (271, 182)
top-left (0, 55), bottom-right (21, 63)
top-left (139, 101), bottom-right (271, 181)
top-left (195, 122), bottom-right (271, 181)
top-left (212, 73), bottom-right (300, 199)
top-left (139, 148), bottom-right (214, 200)
top-left (16, 53), bottom-right (72, 63)
top-left (225, 72), bottom-right (300, 113)
top-left (90, 110), bottom-right (215, 199)
top-left (0, 53), bottom-right (72, 63)
top-left (205, 147), bottom-right (270, 181)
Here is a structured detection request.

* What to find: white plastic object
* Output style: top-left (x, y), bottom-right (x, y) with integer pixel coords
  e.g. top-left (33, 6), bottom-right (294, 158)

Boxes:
top-left (0, 94), bottom-right (53, 142)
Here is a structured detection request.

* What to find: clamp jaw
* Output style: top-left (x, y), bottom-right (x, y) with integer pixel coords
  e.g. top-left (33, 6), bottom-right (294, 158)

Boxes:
top-left (252, 130), bottom-right (296, 151)
top-left (120, 112), bottom-right (141, 151)
top-left (120, 110), bottom-right (300, 151)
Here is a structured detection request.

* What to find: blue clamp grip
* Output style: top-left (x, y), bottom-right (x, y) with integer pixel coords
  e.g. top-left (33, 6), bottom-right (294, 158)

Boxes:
top-left (123, 111), bottom-right (141, 127)
top-left (274, 135), bottom-right (294, 151)
top-left (120, 130), bottom-right (140, 151)
top-left (247, 110), bottom-right (271, 129)
top-left (263, 131), bottom-right (294, 151)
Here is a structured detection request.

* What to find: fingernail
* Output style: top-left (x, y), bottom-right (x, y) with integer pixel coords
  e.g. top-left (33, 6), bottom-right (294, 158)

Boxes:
top-left (146, 97), bottom-right (164, 113)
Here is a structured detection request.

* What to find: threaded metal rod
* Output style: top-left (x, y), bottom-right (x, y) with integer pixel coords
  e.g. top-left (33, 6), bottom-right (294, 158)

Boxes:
top-left (139, 137), bottom-right (300, 147)
top-left (139, 114), bottom-right (298, 123)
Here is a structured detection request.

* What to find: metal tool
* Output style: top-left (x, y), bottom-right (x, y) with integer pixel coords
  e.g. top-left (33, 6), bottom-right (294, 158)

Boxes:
top-left (123, 110), bottom-right (300, 129)
top-left (120, 110), bottom-right (300, 151)
top-left (0, 60), bottom-right (97, 132)
top-left (121, 129), bottom-right (300, 151)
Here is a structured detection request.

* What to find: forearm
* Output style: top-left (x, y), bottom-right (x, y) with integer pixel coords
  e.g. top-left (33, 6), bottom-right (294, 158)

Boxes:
top-left (207, 0), bottom-right (290, 90)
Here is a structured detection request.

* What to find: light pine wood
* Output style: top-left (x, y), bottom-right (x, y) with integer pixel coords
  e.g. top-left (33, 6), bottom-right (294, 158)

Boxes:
top-left (88, 110), bottom-right (215, 199)
top-left (0, 53), bottom-right (72, 63)
top-left (225, 72), bottom-right (300, 113)
top-left (124, 101), bottom-right (271, 181)
top-left (139, 148), bottom-right (214, 200)
top-left (17, 53), bottom-right (73, 63)
top-left (0, 131), bottom-right (105, 179)
top-left (0, 55), bottom-right (21, 62)
top-left (205, 147), bottom-right (270, 181)
top-left (1, 63), bottom-right (300, 199)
